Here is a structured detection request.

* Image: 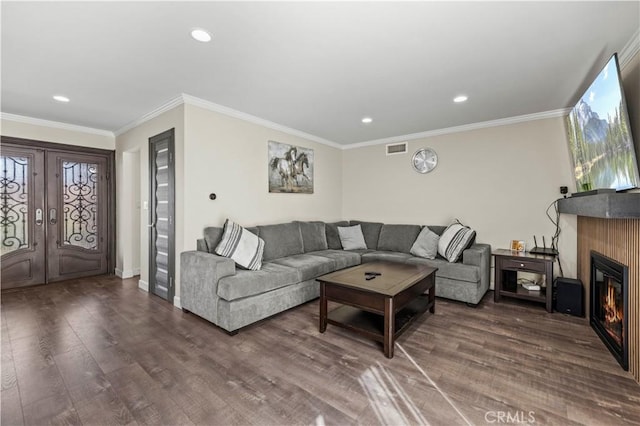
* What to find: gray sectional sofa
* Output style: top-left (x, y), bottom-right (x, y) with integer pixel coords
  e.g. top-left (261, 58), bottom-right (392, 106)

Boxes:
top-left (181, 221), bottom-right (491, 333)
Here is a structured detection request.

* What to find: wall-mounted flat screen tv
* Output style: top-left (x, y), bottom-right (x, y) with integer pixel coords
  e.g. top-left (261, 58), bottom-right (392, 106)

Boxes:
top-left (566, 53), bottom-right (640, 192)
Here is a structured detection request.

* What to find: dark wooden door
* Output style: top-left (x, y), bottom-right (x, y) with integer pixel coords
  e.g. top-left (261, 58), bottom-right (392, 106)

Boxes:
top-left (1, 137), bottom-right (114, 289)
top-left (0, 146), bottom-right (46, 288)
top-left (148, 129), bottom-right (175, 302)
top-left (45, 151), bottom-right (110, 282)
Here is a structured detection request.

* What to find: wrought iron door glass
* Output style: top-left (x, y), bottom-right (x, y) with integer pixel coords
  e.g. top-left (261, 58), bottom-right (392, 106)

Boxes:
top-left (1, 155), bottom-right (29, 255)
top-left (62, 161), bottom-right (98, 250)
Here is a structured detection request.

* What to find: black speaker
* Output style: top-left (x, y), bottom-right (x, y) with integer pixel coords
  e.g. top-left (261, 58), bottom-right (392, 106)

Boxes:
top-left (554, 277), bottom-right (584, 317)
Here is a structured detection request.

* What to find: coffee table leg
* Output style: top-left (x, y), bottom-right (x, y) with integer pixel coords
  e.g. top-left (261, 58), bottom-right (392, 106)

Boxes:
top-left (319, 282), bottom-right (327, 333)
top-left (384, 297), bottom-right (394, 358)
top-left (429, 280), bottom-right (436, 313)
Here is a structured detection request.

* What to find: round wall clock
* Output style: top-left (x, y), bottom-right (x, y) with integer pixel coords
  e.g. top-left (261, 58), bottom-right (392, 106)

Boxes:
top-left (411, 148), bottom-right (438, 173)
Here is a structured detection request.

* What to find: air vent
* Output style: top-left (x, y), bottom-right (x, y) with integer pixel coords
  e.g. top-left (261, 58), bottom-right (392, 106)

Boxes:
top-left (386, 142), bottom-right (408, 155)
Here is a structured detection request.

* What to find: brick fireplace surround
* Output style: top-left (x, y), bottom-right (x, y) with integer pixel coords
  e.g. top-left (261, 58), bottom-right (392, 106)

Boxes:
top-left (559, 193), bottom-right (640, 384)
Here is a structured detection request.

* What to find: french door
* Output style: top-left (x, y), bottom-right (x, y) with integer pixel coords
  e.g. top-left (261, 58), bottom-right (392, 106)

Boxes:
top-left (1, 138), bottom-right (114, 289)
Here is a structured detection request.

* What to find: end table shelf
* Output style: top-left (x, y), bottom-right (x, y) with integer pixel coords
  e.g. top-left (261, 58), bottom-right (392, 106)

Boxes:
top-left (493, 249), bottom-right (555, 312)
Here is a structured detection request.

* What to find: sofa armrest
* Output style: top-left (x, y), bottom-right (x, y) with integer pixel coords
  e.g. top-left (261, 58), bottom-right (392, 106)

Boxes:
top-left (462, 243), bottom-right (492, 292)
top-left (180, 251), bottom-right (236, 323)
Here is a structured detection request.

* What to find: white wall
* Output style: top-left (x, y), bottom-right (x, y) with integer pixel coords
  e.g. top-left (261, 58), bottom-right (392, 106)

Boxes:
top-left (1, 118), bottom-right (115, 149)
top-left (115, 105), bottom-right (185, 294)
top-left (342, 117), bottom-right (579, 280)
top-left (182, 103), bottom-right (344, 248)
top-left (115, 103), bottom-right (343, 305)
top-left (117, 150), bottom-right (141, 278)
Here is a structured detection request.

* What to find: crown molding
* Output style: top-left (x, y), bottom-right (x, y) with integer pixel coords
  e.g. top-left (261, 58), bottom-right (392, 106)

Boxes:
top-left (0, 112), bottom-right (114, 138)
top-left (114, 95), bottom-right (184, 136)
top-left (4, 102), bottom-right (574, 152)
top-left (115, 93), bottom-right (343, 149)
top-left (344, 108), bottom-right (572, 150)
top-left (181, 94), bottom-right (343, 149)
top-left (619, 28), bottom-right (640, 70)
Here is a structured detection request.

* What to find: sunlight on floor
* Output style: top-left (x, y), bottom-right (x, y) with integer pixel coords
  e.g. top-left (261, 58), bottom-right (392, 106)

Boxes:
top-left (358, 362), bottom-right (430, 426)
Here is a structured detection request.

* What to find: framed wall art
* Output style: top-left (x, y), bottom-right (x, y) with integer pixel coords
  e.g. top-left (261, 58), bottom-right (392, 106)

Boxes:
top-left (268, 141), bottom-right (314, 194)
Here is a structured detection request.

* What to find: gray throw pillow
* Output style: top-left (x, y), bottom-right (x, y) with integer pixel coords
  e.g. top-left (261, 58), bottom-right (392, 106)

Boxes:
top-left (410, 227), bottom-right (440, 259)
top-left (337, 225), bottom-right (367, 250)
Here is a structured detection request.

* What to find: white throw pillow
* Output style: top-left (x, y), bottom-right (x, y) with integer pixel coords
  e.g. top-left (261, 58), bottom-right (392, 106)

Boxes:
top-left (337, 225), bottom-right (367, 250)
top-left (410, 227), bottom-right (440, 259)
top-left (215, 219), bottom-right (265, 270)
top-left (437, 221), bottom-right (476, 263)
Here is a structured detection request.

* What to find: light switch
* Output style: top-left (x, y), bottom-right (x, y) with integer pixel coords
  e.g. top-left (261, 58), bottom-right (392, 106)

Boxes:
top-left (143, 201), bottom-right (148, 210)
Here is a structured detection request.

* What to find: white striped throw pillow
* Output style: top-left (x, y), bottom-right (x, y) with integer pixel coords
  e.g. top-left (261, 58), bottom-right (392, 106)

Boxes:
top-left (437, 221), bottom-right (476, 263)
top-left (215, 219), bottom-right (265, 271)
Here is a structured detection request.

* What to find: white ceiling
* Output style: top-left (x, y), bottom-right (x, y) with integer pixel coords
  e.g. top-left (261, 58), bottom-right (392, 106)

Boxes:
top-left (2, 1), bottom-right (639, 146)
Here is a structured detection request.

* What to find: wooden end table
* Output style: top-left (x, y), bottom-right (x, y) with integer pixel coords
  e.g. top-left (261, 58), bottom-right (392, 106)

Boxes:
top-left (493, 249), bottom-right (555, 312)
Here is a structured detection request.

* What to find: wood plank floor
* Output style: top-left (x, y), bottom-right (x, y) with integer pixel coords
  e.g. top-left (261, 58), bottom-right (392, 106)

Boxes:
top-left (1, 275), bottom-right (639, 425)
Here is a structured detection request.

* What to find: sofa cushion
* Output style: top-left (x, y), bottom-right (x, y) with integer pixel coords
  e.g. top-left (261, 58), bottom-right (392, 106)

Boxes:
top-left (426, 225), bottom-right (447, 236)
top-left (349, 221), bottom-right (384, 250)
top-left (270, 254), bottom-right (337, 281)
top-left (215, 220), bottom-right (265, 271)
top-left (325, 221), bottom-right (350, 249)
top-left (406, 257), bottom-right (480, 283)
top-left (203, 226), bottom-right (223, 253)
top-left (377, 224), bottom-right (422, 253)
top-left (312, 250), bottom-right (361, 270)
top-left (295, 221), bottom-right (328, 252)
top-left (217, 262), bottom-right (300, 301)
top-left (438, 221), bottom-right (476, 263)
top-left (410, 227), bottom-right (440, 259)
top-left (361, 251), bottom-right (413, 263)
top-left (337, 225), bottom-right (367, 250)
top-left (259, 222), bottom-right (304, 261)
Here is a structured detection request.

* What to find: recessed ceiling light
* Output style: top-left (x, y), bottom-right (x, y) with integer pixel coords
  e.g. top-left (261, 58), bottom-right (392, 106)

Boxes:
top-left (53, 95), bottom-right (70, 103)
top-left (191, 28), bottom-right (212, 42)
top-left (361, 117), bottom-right (373, 124)
top-left (453, 95), bottom-right (468, 103)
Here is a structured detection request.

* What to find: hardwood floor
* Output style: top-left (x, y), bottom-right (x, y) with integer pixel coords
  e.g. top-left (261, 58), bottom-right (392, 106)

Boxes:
top-left (2, 275), bottom-right (639, 425)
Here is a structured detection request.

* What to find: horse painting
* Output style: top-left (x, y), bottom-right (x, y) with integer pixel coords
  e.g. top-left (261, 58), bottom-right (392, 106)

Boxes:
top-left (293, 152), bottom-right (311, 185)
top-left (269, 146), bottom-right (298, 191)
top-left (268, 141), bottom-right (313, 193)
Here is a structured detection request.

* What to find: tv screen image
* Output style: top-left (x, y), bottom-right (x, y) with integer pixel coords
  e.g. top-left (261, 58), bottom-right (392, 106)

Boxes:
top-left (566, 54), bottom-right (640, 192)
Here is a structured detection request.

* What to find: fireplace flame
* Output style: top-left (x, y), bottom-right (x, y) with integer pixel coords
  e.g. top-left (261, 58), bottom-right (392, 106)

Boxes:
top-left (603, 281), bottom-right (623, 346)
top-left (604, 283), bottom-right (623, 324)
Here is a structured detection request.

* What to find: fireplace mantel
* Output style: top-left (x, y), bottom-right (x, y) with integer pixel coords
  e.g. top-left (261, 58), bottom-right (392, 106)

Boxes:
top-left (557, 193), bottom-right (640, 218)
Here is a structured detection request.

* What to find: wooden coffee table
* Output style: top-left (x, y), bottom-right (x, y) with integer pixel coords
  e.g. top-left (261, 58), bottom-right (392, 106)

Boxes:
top-left (317, 261), bottom-right (437, 358)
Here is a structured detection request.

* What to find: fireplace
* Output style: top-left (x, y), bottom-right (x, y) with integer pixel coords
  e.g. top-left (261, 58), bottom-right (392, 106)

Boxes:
top-left (590, 251), bottom-right (629, 370)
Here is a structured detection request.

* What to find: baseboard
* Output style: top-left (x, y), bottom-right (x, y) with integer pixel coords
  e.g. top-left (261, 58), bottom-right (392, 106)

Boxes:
top-left (116, 268), bottom-right (136, 279)
top-left (173, 296), bottom-right (182, 309)
top-left (132, 267), bottom-right (140, 276)
top-left (138, 279), bottom-right (149, 292)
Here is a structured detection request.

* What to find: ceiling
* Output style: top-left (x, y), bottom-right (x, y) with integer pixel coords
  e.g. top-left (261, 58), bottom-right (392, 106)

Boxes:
top-left (1, 2), bottom-right (638, 146)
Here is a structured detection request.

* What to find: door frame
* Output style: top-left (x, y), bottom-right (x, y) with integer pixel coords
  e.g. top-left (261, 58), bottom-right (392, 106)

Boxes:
top-left (148, 129), bottom-right (175, 303)
top-left (1, 136), bottom-right (116, 278)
